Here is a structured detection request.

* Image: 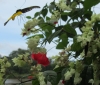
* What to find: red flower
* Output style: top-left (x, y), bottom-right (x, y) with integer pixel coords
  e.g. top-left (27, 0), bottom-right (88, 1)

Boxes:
top-left (54, 21), bottom-right (58, 24)
top-left (31, 53), bottom-right (50, 66)
top-left (28, 76), bottom-right (33, 79)
top-left (22, 33), bottom-right (27, 36)
top-left (27, 28), bottom-right (31, 31)
top-left (62, 80), bottom-right (65, 84)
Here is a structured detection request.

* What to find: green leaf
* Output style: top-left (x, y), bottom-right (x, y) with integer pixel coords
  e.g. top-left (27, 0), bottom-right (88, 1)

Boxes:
top-left (46, 16), bottom-right (50, 21)
top-left (49, 1), bottom-right (56, 13)
top-left (54, 67), bottom-right (65, 85)
top-left (43, 70), bottom-right (57, 85)
top-left (84, 10), bottom-right (92, 20)
top-left (39, 23), bottom-right (55, 31)
top-left (47, 29), bottom-right (63, 43)
top-left (45, 31), bottom-right (52, 39)
top-left (34, 12), bottom-right (40, 18)
top-left (39, 23), bottom-right (55, 44)
top-left (56, 33), bottom-right (68, 49)
top-left (71, 42), bottom-right (81, 51)
top-left (71, 36), bottom-right (82, 51)
top-left (38, 16), bottom-right (44, 23)
top-left (41, 8), bottom-right (48, 17)
top-left (71, 22), bottom-right (80, 28)
top-left (71, 37), bottom-right (83, 58)
top-left (83, 57), bottom-right (92, 65)
top-left (61, 12), bottom-right (68, 21)
top-left (68, 8), bottom-right (84, 20)
top-left (26, 16), bottom-right (31, 19)
top-left (84, 0), bottom-right (100, 11)
top-left (63, 24), bottom-right (77, 37)
top-left (26, 34), bottom-right (44, 39)
top-left (54, 66), bottom-right (65, 72)
top-left (32, 79), bottom-right (40, 85)
top-left (61, 68), bottom-right (68, 78)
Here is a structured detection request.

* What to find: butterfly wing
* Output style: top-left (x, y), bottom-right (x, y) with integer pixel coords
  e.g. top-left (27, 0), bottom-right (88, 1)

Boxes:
top-left (4, 11), bottom-right (22, 26)
top-left (4, 13), bottom-right (15, 26)
top-left (21, 6), bottom-right (40, 13)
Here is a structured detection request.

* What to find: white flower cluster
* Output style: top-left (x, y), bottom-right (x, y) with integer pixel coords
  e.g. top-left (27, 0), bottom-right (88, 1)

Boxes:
top-left (77, 14), bottom-right (100, 57)
top-left (55, 0), bottom-right (72, 11)
top-left (21, 18), bottom-right (40, 36)
top-left (0, 57), bottom-right (11, 73)
top-left (36, 47), bottom-right (47, 53)
top-left (51, 45), bottom-right (73, 69)
top-left (26, 35), bottom-right (47, 53)
top-left (51, 50), bottom-right (69, 68)
top-left (77, 26), bottom-right (94, 47)
top-left (77, 14), bottom-right (100, 46)
top-left (89, 79), bottom-right (94, 85)
top-left (64, 68), bottom-right (75, 80)
top-left (0, 73), bottom-right (4, 85)
top-left (38, 72), bottom-right (46, 85)
top-left (26, 36), bottom-right (40, 52)
top-left (74, 61), bottom-right (83, 85)
top-left (58, 80), bottom-right (64, 85)
top-left (64, 61), bottom-right (83, 84)
top-left (47, 10), bottom-right (61, 24)
top-left (75, 61), bottom-right (84, 72)
top-left (12, 52), bottom-right (31, 67)
top-left (74, 72), bottom-right (82, 85)
top-left (65, 45), bottom-right (71, 52)
top-left (0, 57), bottom-right (11, 85)
top-left (31, 64), bottom-right (42, 72)
top-left (91, 60), bottom-right (100, 85)
top-left (69, 62), bottom-right (75, 68)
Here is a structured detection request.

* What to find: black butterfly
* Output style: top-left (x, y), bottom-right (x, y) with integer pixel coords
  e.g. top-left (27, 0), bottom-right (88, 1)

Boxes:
top-left (4, 6), bottom-right (40, 26)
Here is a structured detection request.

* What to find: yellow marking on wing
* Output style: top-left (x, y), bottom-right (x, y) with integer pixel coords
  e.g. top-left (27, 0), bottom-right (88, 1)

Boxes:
top-left (4, 11), bottom-right (22, 26)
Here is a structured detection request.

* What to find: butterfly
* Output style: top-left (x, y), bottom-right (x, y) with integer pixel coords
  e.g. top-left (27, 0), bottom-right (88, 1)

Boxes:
top-left (4, 6), bottom-right (40, 26)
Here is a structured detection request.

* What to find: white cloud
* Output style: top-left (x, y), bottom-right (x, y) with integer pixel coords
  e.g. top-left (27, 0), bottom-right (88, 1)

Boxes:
top-left (0, 41), bottom-right (27, 56)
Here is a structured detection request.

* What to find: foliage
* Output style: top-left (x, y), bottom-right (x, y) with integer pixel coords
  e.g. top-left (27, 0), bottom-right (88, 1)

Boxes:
top-left (1, 0), bottom-right (100, 85)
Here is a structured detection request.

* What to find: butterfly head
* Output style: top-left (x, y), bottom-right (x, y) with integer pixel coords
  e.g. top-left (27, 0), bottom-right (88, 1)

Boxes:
top-left (16, 9), bottom-right (22, 13)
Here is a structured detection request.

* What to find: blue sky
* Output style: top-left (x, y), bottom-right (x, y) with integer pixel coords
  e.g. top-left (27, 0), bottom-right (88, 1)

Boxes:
top-left (0, 0), bottom-right (60, 57)
top-left (0, 0), bottom-right (100, 57)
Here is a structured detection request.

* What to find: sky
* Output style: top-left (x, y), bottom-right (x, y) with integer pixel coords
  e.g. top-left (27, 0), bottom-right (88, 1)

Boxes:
top-left (0, 0), bottom-right (100, 57)
top-left (0, 0), bottom-right (60, 57)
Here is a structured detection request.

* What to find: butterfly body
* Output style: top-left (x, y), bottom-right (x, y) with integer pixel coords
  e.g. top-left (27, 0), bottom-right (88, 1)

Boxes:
top-left (4, 6), bottom-right (40, 26)
top-left (16, 9), bottom-right (22, 13)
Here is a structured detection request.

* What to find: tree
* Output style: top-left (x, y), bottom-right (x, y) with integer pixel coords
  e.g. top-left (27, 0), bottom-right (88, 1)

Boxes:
top-left (9, 48), bottom-right (30, 58)
top-left (7, 48), bottom-right (31, 74)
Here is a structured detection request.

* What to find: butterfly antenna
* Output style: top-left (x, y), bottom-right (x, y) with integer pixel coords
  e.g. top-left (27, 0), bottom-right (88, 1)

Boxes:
top-left (14, 6), bottom-right (18, 9)
top-left (20, 0), bottom-right (26, 8)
